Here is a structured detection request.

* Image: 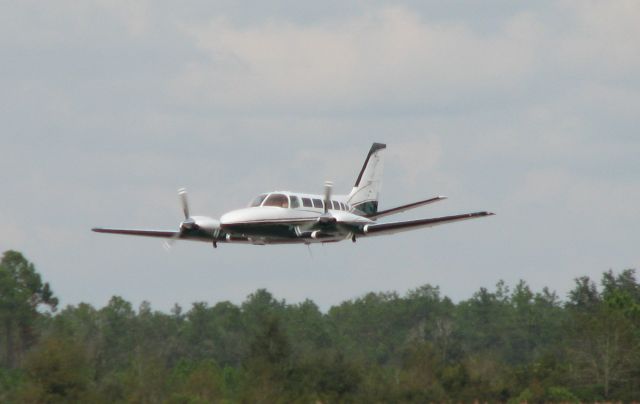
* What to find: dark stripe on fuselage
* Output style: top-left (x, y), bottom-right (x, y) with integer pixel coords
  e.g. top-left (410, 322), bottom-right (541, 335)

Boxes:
top-left (222, 223), bottom-right (300, 238)
top-left (223, 217), bottom-right (318, 225)
top-left (221, 216), bottom-right (323, 238)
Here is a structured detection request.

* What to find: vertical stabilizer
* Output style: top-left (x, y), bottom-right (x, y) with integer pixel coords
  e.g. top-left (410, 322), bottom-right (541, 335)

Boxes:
top-left (348, 143), bottom-right (386, 215)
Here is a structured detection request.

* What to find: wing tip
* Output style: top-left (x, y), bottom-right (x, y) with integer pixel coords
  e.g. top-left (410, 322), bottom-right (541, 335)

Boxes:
top-left (475, 211), bottom-right (495, 217)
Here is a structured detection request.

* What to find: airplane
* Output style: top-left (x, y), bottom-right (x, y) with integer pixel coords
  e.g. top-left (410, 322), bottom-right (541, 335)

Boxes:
top-left (92, 143), bottom-right (494, 247)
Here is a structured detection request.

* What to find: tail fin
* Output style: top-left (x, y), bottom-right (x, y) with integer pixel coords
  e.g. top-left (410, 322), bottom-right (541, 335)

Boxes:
top-left (348, 143), bottom-right (386, 215)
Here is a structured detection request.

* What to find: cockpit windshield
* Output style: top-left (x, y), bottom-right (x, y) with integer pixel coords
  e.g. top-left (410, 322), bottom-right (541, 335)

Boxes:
top-left (263, 193), bottom-right (289, 208)
top-left (249, 194), bottom-right (268, 207)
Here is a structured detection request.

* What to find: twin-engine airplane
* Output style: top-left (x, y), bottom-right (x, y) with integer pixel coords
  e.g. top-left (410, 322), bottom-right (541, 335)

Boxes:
top-left (93, 143), bottom-right (493, 247)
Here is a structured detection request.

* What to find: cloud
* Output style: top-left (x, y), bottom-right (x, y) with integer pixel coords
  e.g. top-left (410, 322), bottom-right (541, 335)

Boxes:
top-left (0, 214), bottom-right (26, 248)
top-left (509, 166), bottom-right (640, 225)
top-left (388, 137), bottom-right (444, 189)
top-left (174, 7), bottom-right (538, 110)
top-left (165, 1), bottom-right (640, 117)
top-left (557, 0), bottom-right (640, 76)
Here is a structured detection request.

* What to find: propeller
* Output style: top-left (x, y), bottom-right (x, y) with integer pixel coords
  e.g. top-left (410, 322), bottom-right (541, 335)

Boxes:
top-left (179, 188), bottom-right (190, 219)
top-left (164, 188), bottom-right (195, 250)
top-left (165, 188), bottom-right (221, 250)
top-left (323, 181), bottom-right (333, 214)
top-left (316, 180), bottom-right (337, 226)
top-left (163, 235), bottom-right (179, 251)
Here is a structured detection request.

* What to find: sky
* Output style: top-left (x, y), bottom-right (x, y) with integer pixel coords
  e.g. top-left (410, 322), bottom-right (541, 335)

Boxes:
top-left (1, 1), bottom-right (639, 312)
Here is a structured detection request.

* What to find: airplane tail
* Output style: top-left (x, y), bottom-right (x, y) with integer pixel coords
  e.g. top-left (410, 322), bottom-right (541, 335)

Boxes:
top-left (348, 143), bottom-right (386, 215)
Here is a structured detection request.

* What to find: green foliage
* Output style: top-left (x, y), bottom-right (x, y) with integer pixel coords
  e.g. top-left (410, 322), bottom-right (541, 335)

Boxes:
top-left (545, 386), bottom-right (580, 402)
top-left (0, 367), bottom-right (24, 402)
top-left (0, 251), bottom-right (58, 368)
top-left (16, 337), bottom-right (93, 403)
top-left (166, 360), bottom-right (224, 403)
top-left (565, 271), bottom-right (640, 400)
top-left (1, 250), bottom-right (639, 401)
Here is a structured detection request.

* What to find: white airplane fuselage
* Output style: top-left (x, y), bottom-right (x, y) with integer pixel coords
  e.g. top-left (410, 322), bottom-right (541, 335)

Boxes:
top-left (219, 191), bottom-right (374, 245)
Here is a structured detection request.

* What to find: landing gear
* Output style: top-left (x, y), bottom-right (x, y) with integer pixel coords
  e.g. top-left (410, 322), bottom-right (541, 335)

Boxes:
top-left (352, 234), bottom-right (357, 243)
top-left (213, 240), bottom-right (217, 248)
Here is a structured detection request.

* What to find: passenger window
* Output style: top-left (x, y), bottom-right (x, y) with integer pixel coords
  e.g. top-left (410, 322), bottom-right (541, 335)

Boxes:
top-left (302, 197), bottom-right (313, 207)
top-left (312, 198), bottom-right (323, 209)
top-left (263, 193), bottom-right (289, 208)
top-left (290, 196), bottom-right (300, 209)
top-left (332, 201), bottom-right (339, 210)
top-left (340, 202), bottom-right (346, 211)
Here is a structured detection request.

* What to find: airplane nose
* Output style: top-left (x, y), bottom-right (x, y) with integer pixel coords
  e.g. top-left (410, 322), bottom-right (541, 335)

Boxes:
top-left (220, 207), bottom-right (265, 227)
top-left (220, 209), bottom-right (244, 226)
top-left (219, 213), bottom-right (233, 225)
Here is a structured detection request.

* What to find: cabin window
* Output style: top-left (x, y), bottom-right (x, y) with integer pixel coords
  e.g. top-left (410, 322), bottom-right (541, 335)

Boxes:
top-left (302, 197), bottom-right (313, 207)
top-left (332, 201), bottom-right (340, 210)
top-left (340, 202), bottom-right (347, 211)
top-left (249, 194), bottom-right (268, 207)
top-left (263, 193), bottom-right (289, 208)
top-left (290, 195), bottom-right (300, 209)
top-left (312, 198), bottom-right (323, 209)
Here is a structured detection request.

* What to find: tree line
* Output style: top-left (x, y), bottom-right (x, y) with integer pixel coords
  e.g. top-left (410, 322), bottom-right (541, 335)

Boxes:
top-left (1, 250), bottom-right (639, 402)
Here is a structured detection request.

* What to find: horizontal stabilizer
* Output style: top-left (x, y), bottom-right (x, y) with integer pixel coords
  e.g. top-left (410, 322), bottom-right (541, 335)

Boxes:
top-left (366, 196), bottom-right (447, 219)
top-left (363, 211), bottom-right (494, 236)
top-left (92, 228), bottom-right (179, 239)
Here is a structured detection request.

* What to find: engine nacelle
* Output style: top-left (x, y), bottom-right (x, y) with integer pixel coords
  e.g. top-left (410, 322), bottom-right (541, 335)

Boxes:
top-left (191, 216), bottom-right (221, 233)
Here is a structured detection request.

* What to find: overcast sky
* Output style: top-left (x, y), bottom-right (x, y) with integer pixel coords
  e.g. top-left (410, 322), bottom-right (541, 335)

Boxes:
top-left (1, 1), bottom-right (638, 311)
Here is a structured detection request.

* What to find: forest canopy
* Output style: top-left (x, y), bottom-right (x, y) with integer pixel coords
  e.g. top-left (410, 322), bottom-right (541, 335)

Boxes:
top-left (1, 250), bottom-right (639, 402)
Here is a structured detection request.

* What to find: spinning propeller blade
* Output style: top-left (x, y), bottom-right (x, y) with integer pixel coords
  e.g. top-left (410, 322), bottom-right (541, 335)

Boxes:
top-left (178, 188), bottom-right (191, 219)
top-left (166, 188), bottom-right (191, 250)
top-left (323, 181), bottom-right (333, 213)
top-left (179, 188), bottom-right (190, 219)
top-left (163, 233), bottom-right (180, 250)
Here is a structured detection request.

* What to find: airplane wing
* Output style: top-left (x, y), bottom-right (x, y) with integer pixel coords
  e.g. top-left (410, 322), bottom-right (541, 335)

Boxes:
top-left (92, 228), bottom-right (180, 239)
top-left (362, 211), bottom-right (494, 237)
top-left (366, 196), bottom-right (447, 220)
